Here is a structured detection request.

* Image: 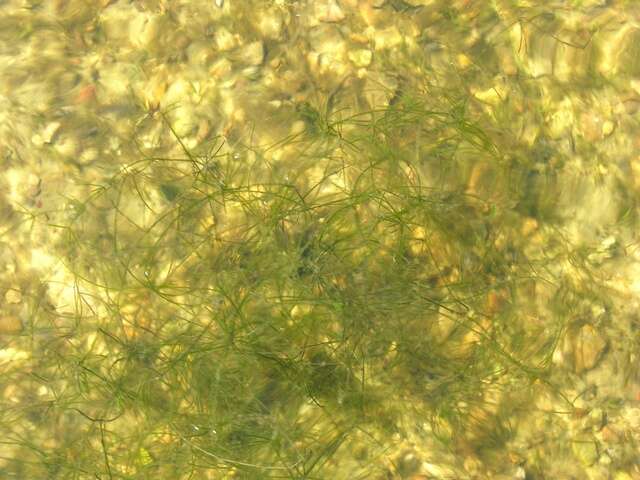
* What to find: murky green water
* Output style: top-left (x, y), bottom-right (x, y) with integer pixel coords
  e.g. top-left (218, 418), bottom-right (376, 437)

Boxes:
top-left (1, 1), bottom-right (640, 478)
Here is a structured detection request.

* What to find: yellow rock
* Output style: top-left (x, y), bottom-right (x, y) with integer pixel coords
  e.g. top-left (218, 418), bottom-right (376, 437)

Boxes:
top-left (573, 324), bottom-right (607, 373)
top-left (457, 53), bottom-right (471, 68)
top-left (548, 99), bottom-right (574, 139)
top-left (409, 226), bottom-right (426, 256)
top-left (473, 77), bottom-right (508, 106)
top-left (215, 27), bottom-right (237, 51)
top-left (602, 120), bottom-right (615, 137)
top-left (143, 67), bottom-right (168, 110)
top-left (521, 217), bottom-right (538, 236)
top-left (54, 136), bottom-right (80, 158)
top-left (4, 289), bottom-right (22, 304)
top-left (0, 314), bottom-right (22, 334)
top-left (130, 13), bottom-right (163, 49)
top-left (571, 437), bottom-right (599, 466)
top-left (614, 472), bottom-right (632, 480)
top-left (258, 11), bottom-right (284, 39)
top-left (374, 26), bottom-right (404, 50)
top-left (317, 0), bottom-right (345, 23)
top-left (348, 49), bottom-right (372, 67)
top-left (238, 41), bottom-right (265, 66)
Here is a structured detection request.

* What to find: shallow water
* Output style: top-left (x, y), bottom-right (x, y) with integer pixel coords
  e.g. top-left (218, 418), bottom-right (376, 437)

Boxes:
top-left (1, 1), bottom-right (640, 479)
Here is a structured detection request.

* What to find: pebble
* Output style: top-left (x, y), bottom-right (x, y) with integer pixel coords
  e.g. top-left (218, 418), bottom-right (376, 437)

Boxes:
top-left (100, 4), bottom-right (139, 42)
top-left (317, 0), bottom-right (346, 23)
top-left (578, 112), bottom-right (606, 143)
top-left (572, 437), bottom-right (599, 466)
top-left (75, 84), bottom-right (96, 104)
top-left (100, 62), bottom-right (138, 98)
top-left (602, 120), bottom-right (615, 137)
top-left (209, 58), bottom-right (233, 79)
top-left (172, 106), bottom-right (198, 137)
top-left (614, 472), bottom-right (633, 480)
top-left (42, 121), bottom-right (61, 145)
top-left (548, 99), bottom-right (574, 139)
top-left (348, 49), bottom-right (373, 67)
top-left (374, 26), bottom-right (404, 50)
top-left (521, 217), bottom-right (539, 236)
top-left (258, 11), bottom-right (284, 39)
top-left (215, 27), bottom-right (237, 51)
top-left (359, 1), bottom-right (384, 27)
top-left (621, 406), bottom-right (640, 430)
top-left (130, 13), bottom-right (162, 48)
top-left (0, 314), bottom-right (22, 335)
top-left (573, 324), bottom-right (608, 373)
top-left (4, 288), bottom-right (22, 304)
top-left (473, 76), bottom-right (509, 107)
top-left (600, 425), bottom-right (621, 444)
top-left (78, 147), bottom-right (99, 166)
top-left (422, 462), bottom-right (458, 478)
top-left (142, 70), bottom-right (168, 110)
top-left (238, 41), bottom-right (265, 66)
top-left (54, 136), bottom-right (80, 158)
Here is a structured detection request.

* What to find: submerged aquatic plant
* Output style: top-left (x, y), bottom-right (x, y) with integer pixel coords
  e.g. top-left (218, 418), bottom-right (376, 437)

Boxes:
top-left (1, 86), bottom-right (594, 479)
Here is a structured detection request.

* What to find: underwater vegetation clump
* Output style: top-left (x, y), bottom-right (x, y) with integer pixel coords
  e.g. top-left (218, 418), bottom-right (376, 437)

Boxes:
top-left (2, 87), bottom-right (607, 479)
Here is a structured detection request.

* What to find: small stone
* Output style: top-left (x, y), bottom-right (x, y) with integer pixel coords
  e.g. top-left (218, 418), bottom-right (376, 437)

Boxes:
top-left (614, 472), bottom-right (632, 480)
top-left (54, 136), bottom-right (80, 158)
top-left (0, 347), bottom-right (28, 362)
top-left (162, 78), bottom-right (193, 107)
top-left (548, 100), bottom-right (574, 139)
top-left (215, 27), bottom-right (237, 51)
top-left (423, 462), bottom-right (458, 478)
top-left (136, 14), bottom-right (163, 48)
top-left (521, 217), bottom-right (539, 236)
top-left (79, 147), bottom-right (99, 165)
top-left (359, 1), bottom-right (384, 27)
top-left (100, 62), bottom-right (138, 98)
top-left (258, 11), bottom-right (284, 39)
top-left (579, 407), bottom-right (606, 432)
top-left (602, 120), bottom-right (615, 137)
top-left (42, 121), bottom-right (61, 144)
top-left (621, 406), bottom-right (640, 430)
top-left (374, 26), bottom-right (404, 50)
top-left (186, 40), bottom-right (214, 66)
top-left (463, 456), bottom-right (482, 476)
top-left (75, 84), bottom-right (96, 104)
top-left (195, 119), bottom-right (211, 143)
top-left (457, 53), bottom-right (472, 68)
top-left (143, 72), bottom-right (168, 110)
top-left (573, 324), bottom-right (607, 373)
top-left (31, 134), bottom-right (44, 147)
top-left (620, 98), bottom-right (640, 115)
top-left (600, 425), bottom-right (621, 443)
top-left (0, 314), bottom-right (22, 334)
top-left (348, 48), bottom-right (372, 67)
top-left (209, 58), bottom-right (232, 79)
top-left (290, 121), bottom-right (306, 135)
top-left (588, 408), bottom-right (605, 431)
top-left (572, 437), bottom-right (599, 466)
top-left (396, 451), bottom-right (420, 476)
top-left (318, 0), bottom-right (345, 23)
top-left (239, 41), bottom-right (265, 66)
top-left (579, 112), bottom-right (605, 143)
top-left (4, 289), bottom-right (22, 304)
top-left (172, 106), bottom-right (198, 137)
top-left (599, 452), bottom-right (612, 466)
top-left (473, 77), bottom-right (508, 107)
